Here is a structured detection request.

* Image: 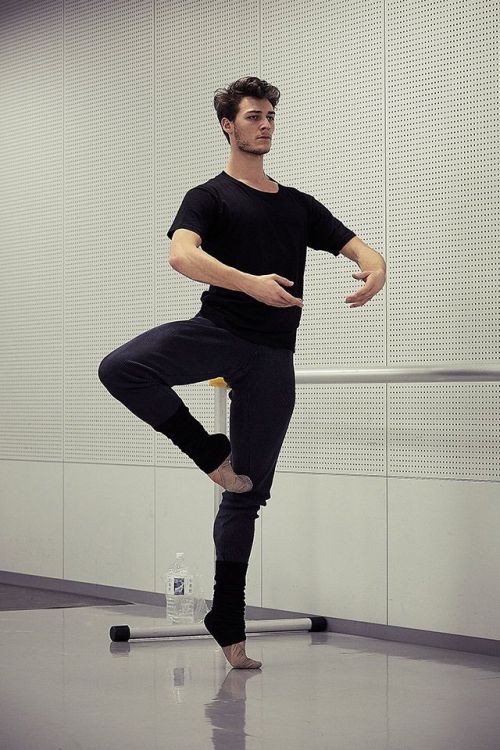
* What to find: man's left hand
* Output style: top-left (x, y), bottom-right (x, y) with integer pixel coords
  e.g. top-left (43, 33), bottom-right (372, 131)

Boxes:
top-left (345, 269), bottom-right (386, 308)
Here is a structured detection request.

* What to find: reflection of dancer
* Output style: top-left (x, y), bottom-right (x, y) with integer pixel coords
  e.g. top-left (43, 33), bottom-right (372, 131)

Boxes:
top-left (98, 77), bottom-right (386, 669)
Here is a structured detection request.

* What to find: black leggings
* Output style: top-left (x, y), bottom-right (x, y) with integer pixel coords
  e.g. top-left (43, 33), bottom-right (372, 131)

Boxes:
top-left (97, 314), bottom-right (296, 563)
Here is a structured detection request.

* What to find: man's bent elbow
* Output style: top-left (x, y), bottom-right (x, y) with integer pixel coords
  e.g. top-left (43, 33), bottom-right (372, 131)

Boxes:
top-left (169, 254), bottom-right (186, 272)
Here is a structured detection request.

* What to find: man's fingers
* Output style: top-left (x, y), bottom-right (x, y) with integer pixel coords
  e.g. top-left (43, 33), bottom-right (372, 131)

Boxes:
top-left (281, 294), bottom-right (303, 307)
top-left (348, 296), bottom-right (370, 307)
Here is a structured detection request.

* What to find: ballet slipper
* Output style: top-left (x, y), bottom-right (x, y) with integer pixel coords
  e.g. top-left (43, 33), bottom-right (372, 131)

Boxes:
top-left (207, 453), bottom-right (253, 493)
top-left (221, 640), bottom-right (262, 669)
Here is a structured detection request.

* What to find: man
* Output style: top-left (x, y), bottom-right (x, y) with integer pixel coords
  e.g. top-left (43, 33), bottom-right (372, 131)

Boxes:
top-left (98, 77), bottom-right (386, 670)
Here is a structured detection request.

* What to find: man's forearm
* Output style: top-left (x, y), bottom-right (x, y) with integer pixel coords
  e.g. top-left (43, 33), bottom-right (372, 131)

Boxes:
top-left (170, 246), bottom-right (254, 293)
top-left (356, 246), bottom-right (386, 274)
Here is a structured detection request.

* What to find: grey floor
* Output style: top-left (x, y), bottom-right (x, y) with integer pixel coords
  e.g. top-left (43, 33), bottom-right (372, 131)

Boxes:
top-left (1, 594), bottom-right (500, 750)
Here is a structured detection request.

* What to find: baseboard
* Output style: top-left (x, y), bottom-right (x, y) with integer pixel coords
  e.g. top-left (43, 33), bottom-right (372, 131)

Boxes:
top-left (244, 605), bottom-right (500, 658)
top-left (315, 616), bottom-right (500, 658)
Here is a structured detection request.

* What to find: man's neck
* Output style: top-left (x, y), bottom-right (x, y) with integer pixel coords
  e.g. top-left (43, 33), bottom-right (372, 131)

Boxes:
top-left (224, 158), bottom-right (269, 184)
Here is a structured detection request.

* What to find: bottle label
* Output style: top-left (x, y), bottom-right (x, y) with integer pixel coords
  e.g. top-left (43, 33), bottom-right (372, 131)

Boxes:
top-left (167, 575), bottom-right (193, 596)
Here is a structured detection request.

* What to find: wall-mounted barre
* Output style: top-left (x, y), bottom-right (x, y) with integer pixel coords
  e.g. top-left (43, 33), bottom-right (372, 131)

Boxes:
top-left (292, 365), bottom-right (500, 384)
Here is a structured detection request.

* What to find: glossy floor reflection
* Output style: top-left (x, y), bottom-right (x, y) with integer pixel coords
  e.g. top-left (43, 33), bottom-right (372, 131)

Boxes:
top-left (1, 602), bottom-right (499, 750)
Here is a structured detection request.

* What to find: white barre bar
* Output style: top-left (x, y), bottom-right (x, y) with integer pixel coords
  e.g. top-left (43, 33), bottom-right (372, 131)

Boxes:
top-left (294, 365), bottom-right (500, 384)
top-left (110, 617), bottom-right (325, 642)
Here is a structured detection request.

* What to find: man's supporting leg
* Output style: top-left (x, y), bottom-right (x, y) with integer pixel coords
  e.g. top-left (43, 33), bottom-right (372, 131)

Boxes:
top-left (204, 344), bottom-right (296, 669)
top-left (204, 500), bottom-right (262, 668)
top-left (204, 558), bottom-right (262, 669)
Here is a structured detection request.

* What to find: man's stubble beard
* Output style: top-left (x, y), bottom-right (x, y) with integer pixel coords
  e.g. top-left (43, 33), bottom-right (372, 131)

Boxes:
top-left (234, 127), bottom-right (270, 155)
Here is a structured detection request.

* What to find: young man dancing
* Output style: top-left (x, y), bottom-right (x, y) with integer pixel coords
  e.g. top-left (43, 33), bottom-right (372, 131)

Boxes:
top-left (98, 76), bottom-right (386, 669)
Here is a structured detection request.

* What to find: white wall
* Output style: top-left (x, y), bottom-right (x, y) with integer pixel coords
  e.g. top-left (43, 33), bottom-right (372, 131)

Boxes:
top-left (0, 0), bottom-right (498, 640)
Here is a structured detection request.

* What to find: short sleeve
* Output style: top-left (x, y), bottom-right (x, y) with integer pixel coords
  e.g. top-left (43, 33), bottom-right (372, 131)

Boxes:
top-left (305, 193), bottom-right (356, 256)
top-left (167, 186), bottom-right (220, 243)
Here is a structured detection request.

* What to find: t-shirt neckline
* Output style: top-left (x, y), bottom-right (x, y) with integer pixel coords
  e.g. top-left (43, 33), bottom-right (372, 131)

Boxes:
top-left (221, 169), bottom-right (280, 194)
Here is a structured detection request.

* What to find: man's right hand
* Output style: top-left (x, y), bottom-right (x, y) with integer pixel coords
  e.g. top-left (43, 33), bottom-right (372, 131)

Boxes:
top-left (243, 274), bottom-right (304, 308)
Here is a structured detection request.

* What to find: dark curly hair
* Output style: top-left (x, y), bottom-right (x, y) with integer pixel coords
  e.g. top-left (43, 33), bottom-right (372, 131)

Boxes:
top-left (213, 76), bottom-right (280, 144)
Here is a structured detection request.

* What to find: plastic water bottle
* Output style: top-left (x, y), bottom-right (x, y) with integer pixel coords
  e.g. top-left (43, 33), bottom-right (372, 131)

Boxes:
top-left (163, 552), bottom-right (209, 624)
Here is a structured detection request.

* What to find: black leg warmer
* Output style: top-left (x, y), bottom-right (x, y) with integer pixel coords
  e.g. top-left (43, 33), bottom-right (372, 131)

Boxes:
top-left (204, 560), bottom-right (248, 647)
top-left (154, 403), bottom-right (231, 474)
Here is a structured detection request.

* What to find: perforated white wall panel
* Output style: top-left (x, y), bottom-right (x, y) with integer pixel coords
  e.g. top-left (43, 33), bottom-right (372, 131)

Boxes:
top-left (384, 0), bottom-right (500, 480)
top-left (63, 0), bottom-right (158, 467)
top-left (0, 1), bottom-right (63, 462)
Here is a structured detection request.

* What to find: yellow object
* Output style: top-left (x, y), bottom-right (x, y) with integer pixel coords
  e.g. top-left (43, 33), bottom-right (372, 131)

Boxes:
top-left (208, 377), bottom-right (230, 389)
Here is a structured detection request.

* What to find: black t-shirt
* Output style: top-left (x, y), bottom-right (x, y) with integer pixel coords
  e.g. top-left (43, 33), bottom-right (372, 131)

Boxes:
top-left (167, 170), bottom-right (355, 352)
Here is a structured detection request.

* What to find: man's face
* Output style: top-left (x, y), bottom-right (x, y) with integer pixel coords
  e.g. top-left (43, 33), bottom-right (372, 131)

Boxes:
top-left (225, 97), bottom-right (275, 153)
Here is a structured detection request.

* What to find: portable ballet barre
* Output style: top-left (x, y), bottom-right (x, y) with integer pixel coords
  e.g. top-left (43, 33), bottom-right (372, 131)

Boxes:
top-left (109, 364), bottom-right (499, 644)
top-left (110, 616), bottom-right (327, 642)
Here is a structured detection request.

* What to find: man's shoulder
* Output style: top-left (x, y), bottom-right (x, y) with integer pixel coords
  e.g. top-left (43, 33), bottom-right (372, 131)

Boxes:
top-left (192, 172), bottom-right (228, 191)
top-left (181, 174), bottom-right (225, 203)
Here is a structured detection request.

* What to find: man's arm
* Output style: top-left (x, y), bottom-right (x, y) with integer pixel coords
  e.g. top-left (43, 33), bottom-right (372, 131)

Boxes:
top-left (169, 232), bottom-right (256, 293)
top-left (339, 236), bottom-right (386, 308)
top-left (340, 236), bottom-right (386, 273)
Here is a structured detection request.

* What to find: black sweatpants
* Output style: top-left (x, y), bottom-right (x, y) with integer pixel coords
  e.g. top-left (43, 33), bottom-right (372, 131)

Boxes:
top-left (97, 314), bottom-right (296, 563)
